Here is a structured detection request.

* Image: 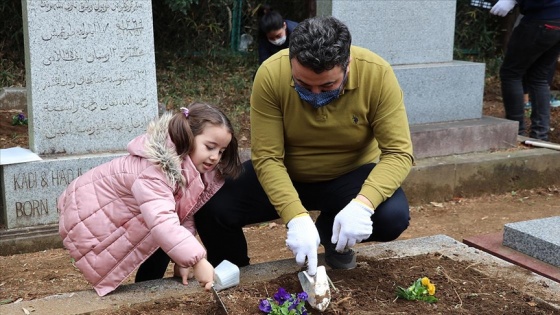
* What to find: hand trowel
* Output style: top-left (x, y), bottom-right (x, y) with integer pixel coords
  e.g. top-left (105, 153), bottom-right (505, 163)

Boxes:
top-left (212, 260), bottom-right (240, 315)
top-left (298, 265), bottom-right (331, 311)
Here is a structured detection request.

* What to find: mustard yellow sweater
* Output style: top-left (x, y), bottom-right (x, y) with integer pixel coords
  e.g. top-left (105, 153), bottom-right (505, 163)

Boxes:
top-left (250, 46), bottom-right (414, 223)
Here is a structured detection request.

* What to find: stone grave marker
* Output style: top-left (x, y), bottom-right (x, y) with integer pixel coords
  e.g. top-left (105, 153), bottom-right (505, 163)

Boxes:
top-left (0, 0), bottom-right (158, 230)
top-left (24, 0), bottom-right (158, 155)
top-left (503, 216), bottom-right (560, 267)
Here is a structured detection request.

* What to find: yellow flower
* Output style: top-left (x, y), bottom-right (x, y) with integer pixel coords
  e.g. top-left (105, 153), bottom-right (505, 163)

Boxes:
top-left (421, 277), bottom-right (431, 286)
top-left (427, 283), bottom-right (436, 296)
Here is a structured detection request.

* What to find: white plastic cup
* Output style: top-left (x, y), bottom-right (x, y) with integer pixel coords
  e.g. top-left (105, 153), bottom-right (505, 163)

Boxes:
top-left (214, 260), bottom-right (240, 291)
top-left (238, 33), bottom-right (253, 52)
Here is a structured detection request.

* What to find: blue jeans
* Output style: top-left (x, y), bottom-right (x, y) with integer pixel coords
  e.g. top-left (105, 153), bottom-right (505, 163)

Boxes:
top-left (500, 18), bottom-right (560, 141)
top-left (194, 160), bottom-right (410, 267)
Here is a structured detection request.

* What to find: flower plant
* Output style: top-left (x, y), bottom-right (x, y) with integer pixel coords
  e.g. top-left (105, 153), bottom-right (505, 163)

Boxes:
top-left (12, 112), bottom-right (28, 126)
top-left (396, 276), bottom-right (438, 303)
top-left (258, 287), bottom-right (309, 315)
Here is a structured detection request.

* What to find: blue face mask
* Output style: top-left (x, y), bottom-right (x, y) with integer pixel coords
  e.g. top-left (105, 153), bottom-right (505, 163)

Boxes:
top-left (294, 72), bottom-right (347, 108)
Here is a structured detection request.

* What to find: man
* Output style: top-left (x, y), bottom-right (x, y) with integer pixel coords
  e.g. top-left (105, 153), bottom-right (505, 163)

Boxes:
top-left (490, 0), bottom-right (560, 140)
top-left (195, 16), bottom-right (413, 276)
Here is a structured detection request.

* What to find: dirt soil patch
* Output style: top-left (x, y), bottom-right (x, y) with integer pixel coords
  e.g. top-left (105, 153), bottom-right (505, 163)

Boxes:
top-left (89, 255), bottom-right (558, 315)
top-left (0, 109), bottom-right (29, 149)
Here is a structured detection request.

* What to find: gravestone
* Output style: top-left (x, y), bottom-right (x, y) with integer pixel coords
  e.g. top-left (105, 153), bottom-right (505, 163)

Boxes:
top-left (503, 216), bottom-right (560, 267)
top-left (317, 0), bottom-right (518, 158)
top-left (0, 0), bottom-right (158, 232)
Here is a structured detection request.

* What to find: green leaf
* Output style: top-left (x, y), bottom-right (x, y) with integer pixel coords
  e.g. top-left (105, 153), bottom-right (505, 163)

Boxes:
top-left (0, 298), bottom-right (14, 305)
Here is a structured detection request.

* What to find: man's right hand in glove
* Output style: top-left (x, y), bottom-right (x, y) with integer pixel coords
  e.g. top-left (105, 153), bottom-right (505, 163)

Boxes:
top-left (286, 214), bottom-right (320, 276)
top-left (490, 0), bottom-right (516, 16)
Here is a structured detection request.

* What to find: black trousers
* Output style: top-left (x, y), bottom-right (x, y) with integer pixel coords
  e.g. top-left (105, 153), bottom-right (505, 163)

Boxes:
top-left (194, 160), bottom-right (410, 267)
top-left (500, 18), bottom-right (560, 140)
top-left (135, 247), bottom-right (171, 282)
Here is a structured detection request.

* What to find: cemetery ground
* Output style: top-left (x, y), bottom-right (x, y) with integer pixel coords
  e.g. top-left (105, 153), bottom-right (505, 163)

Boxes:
top-left (1, 79), bottom-right (560, 313)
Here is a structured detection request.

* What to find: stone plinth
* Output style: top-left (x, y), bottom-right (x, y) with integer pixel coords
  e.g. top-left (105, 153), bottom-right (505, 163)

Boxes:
top-left (503, 217), bottom-right (560, 267)
top-left (1, 153), bottom-right (125, 229)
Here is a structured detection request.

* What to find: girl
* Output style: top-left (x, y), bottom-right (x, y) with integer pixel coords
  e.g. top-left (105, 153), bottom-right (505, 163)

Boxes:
top-left (57, 102), bottom-right (242, 296)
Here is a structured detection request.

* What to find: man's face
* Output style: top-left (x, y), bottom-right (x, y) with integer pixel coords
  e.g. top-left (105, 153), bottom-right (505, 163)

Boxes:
top-left (290, 58), bottom-right (347, 94)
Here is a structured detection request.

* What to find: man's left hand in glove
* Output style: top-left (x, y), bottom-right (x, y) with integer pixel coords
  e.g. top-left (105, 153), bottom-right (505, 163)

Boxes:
top-left (331, 198), bottom-right (374, 252)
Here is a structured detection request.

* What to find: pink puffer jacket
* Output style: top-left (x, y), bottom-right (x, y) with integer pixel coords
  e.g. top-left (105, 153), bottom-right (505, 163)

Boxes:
top-left (58, 113), bottom-right (223, 296)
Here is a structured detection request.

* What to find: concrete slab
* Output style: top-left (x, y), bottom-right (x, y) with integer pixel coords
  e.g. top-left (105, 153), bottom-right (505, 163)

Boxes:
top-left (395, 61), bottom-right (486, 124)
top-left (1, 235), bottom-right (559, 314)
top-left (410, 116), bottom-right (518, 159)
top-left (403, 143), bottom-right (560, 205)
top-left (464, 232), bottom-right (560, 283)
top-left (503, 216), bottom-right (560, 267)
top-left (0, 87), bottom-right (26, 110)
top-left (1, 153), bottom-right (126, 229)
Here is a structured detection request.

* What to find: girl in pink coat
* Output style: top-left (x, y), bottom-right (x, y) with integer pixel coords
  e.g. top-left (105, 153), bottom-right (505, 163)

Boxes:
top-left (58, 102), bottom-right (242, 296)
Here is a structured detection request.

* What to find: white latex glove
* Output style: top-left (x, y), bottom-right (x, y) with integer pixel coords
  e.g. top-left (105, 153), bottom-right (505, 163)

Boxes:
top-left (490, 0), bottom-right (516, 16)
top-left (331, 199), bottom-right (374, 252)
top-left (286, 215), bottom-right (320, 276)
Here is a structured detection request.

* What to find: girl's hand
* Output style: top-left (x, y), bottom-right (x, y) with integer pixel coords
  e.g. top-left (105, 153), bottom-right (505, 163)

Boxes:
top-left (173, 264), bottom-right (194, 285)
top-left (193, 258), bottom-right (214, 291)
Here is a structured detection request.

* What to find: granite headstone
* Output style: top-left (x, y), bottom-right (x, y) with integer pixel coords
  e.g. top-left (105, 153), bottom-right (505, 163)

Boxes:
top-left (0, 0), bottom-right (158, 229)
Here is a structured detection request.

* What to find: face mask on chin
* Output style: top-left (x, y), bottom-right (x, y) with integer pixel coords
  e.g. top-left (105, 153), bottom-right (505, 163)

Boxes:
top-left (269, 35), bottom-right (286, 46)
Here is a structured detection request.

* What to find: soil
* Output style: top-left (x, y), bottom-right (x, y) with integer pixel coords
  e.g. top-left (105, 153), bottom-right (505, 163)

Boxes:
top-left (0, 109), bottom-right (29, 149)
top-left (1, 80), bottom-right (560, 313)
top-left (89, 255), bottom-right (558, 315)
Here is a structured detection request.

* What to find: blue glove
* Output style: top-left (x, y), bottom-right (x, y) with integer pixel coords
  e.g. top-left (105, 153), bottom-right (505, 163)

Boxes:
top-left (286, 215), bottom-right (320, 276)
top-left (490, 0), bottom-right (516, 17)
top-left (331, 199), bottom-right (374, 252)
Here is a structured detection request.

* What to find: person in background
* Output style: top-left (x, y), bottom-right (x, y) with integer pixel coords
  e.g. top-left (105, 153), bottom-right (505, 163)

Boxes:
top-left (510, 13), bottom-right (560, 109)
top-left (58, 103), bottom-right (242, 296)
top-left (490, 0), bottom-right (560, 140)
top-left (523, 61), bottom-right (560, 108)
top-left (196, 16), bottom-right (413, 277)
top-left (257, 4), bottom-right (298, 65)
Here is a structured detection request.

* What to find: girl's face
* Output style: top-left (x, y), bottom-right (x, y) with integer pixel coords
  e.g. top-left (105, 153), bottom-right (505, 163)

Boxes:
top-left (190, 124), bottom-right (232, 174)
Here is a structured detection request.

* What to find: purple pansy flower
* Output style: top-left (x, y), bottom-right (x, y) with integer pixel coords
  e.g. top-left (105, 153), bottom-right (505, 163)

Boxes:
top-left (259, 287), bottom-right (309, 315)
top-left (273, 287), bottom-right (291, 304)
top-left (258, 299), bottom-right (272, 312)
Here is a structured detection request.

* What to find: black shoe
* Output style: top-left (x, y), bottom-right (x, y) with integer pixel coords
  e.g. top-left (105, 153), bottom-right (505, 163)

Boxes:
top-left (324, 246), bottom-right (357, 270)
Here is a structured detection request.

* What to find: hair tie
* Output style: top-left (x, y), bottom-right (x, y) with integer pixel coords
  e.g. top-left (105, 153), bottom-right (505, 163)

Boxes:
top-left (180, 107), bottom-right (189, 118)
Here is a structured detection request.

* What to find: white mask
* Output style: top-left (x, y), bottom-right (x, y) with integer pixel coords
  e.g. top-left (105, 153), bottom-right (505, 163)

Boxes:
top-left (269, 35), bottom-right (286, 46)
